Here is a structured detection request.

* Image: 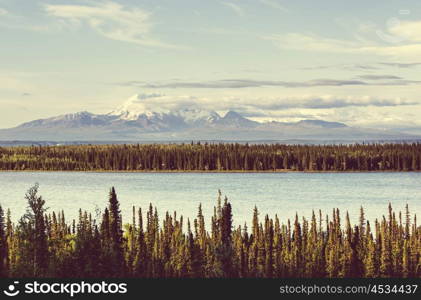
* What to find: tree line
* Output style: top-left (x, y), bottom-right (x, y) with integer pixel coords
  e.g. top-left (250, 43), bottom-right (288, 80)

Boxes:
top-left (0, 143), bottom-right (420, 171)
top-left (0, 185), bottom-right (420, 278)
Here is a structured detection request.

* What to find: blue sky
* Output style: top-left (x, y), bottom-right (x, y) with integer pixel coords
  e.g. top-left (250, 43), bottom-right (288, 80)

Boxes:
top-left (1, 0), bottom-right (421, 129)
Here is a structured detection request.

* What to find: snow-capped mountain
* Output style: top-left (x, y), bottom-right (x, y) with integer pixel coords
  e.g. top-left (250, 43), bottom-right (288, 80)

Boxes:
top-left (109, 94), bottom-right (170, 120)
top-left (0, 94), bottom-right (419, 142)
top-left (106, 94), bottom-right (222, 130)
top-left (17, 111), bottom-right (114, 128)
top-left (172, 108), bottom-right (221, 126)
top-left (214, 111), bottom-right (259, 128)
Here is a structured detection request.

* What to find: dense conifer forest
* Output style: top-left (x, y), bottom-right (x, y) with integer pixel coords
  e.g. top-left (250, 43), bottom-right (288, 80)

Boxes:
top-left (0, 185), bottom-right (419, 278)
top-left (0, 143), bottom-right (420, 171)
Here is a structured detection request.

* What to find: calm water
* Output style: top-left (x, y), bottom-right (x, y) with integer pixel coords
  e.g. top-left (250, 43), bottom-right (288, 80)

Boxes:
top-left (0, 172), bottom-right (420, 226)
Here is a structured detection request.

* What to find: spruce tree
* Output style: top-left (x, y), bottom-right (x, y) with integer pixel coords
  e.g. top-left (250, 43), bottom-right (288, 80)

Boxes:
top-left (23, 184), bottom-right (49, 277)
top-left (107, 187), bottom-right (124, 276)
top-left (0, 205), bottom-right (7, 277)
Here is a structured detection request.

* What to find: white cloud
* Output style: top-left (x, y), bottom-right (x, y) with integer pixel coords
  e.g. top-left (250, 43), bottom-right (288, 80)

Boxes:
top-left (44, 1), bottom-right (182, 48)
top-left (329, 106), bottom-right (421, 128)
top-left (222, 2), bottom-right (245, 17)
top-left (118, 93), bottom-right (417, 114)
top-left (389, 20), bottom-right (421, 42)
top-left (255, 95), bottom-right (416, 109)
top-left (264, 33), bottom-right (359, 53)
top-left (122, 77), bottom-right (421, 89)
top-left (361, 43), bottom-right (421, 57)
top-left (264, 19), bottom-right (421, 58)
top-left (111, 93), bottom-right (421, 128)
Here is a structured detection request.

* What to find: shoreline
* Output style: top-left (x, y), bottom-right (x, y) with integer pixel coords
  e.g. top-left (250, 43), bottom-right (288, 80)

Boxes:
top-left (1, 169), bottom-right (420, 174)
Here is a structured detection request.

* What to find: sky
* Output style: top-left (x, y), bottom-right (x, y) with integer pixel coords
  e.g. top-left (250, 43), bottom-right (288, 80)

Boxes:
top-left (1, 0), bottom-right (421, 130)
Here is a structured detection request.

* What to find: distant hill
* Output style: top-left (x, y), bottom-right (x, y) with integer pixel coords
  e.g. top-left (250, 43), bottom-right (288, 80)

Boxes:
top-left (0, 94), bottom-right (419, 142)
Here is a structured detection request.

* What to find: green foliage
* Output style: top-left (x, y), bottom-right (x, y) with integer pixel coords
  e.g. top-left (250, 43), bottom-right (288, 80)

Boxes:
top-left (0, 143), bottom-right (420, 171)
top-left (0, 185), bottom-right (420, 278)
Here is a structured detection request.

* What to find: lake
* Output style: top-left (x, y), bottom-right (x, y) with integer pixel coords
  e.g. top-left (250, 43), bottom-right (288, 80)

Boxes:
top-left (0, 172), bottom-right (420, 227)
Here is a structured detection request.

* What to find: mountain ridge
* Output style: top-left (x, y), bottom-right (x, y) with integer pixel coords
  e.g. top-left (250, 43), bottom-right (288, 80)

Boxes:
top-left (1, 95), bottom-right (419, 142)
top-left (13, 109), bottom-right (349, 131)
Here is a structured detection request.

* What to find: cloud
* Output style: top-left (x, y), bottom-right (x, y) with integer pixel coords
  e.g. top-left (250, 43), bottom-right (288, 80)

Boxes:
top-left (388, 20), bottom-right (421, 42)
top-left (263, 28), bottom-right (421, 58)
top-left (327, 107), bottom-right (421, 128)
top-left (44, 1), bottom-right (182, 48)
top-left (358, 75), bottom-right (402, 80)
top-left (221, 2), bottom-right (245, 17)
top-left (303, 62), bottom-right (421, 71)
top-left (135, 92), bottom-right (164, 99)
top-left (121, 78), bottom-right (365, 88)
top-left (120, 77), bottom-right (420, 89)
top-left (300, 63), bottom-right (381, 71)
top-left (351, 64), bottom-right (380, 70)
top-left (117, 93), bottom-right (420, 127)
top-left (362, 44), bottom-right (421, 57)
top-left (301, 64), bottom-right (380, 71)
top-left (119, 93), bottom-right (417, 117)
top-left (113, 93), bottom-right (194, 113)
top-left (258, 96), bottom-right (417, 110)
top-left (378, 62), bottom-right (421, 68)
top-left (259, 0), bottom-right (289, 12)
top-left (263, 33), bottom-right (360, 53)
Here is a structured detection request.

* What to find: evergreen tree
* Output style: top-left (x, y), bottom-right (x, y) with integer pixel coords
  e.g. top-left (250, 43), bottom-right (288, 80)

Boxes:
top-left (0, 184), bottom-right (420, 279)
top-left (0, 206), bottom-right (7, 277)
top-left (106, 187), bottom-right (124, 276)
top-left (20, 184), bottom-right (49, 277)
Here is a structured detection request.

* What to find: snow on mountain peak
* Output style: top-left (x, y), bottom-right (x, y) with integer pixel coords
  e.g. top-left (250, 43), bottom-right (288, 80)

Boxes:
top-left (109, 94), bottom-right (220, 124)
top-left (172, 107), bottom-right (220, 124)
top-left (109, 93), bottom-right (168, 120)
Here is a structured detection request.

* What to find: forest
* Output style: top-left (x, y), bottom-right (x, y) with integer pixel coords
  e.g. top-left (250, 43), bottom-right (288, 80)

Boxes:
top-left (0, 185), bottom-right (419, 278)
top-left (0, 142), bottom-right (420, 171)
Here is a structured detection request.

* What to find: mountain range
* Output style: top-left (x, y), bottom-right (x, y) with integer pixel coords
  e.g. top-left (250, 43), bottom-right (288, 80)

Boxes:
top-left (0, 94), bottom-right (419, 142)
